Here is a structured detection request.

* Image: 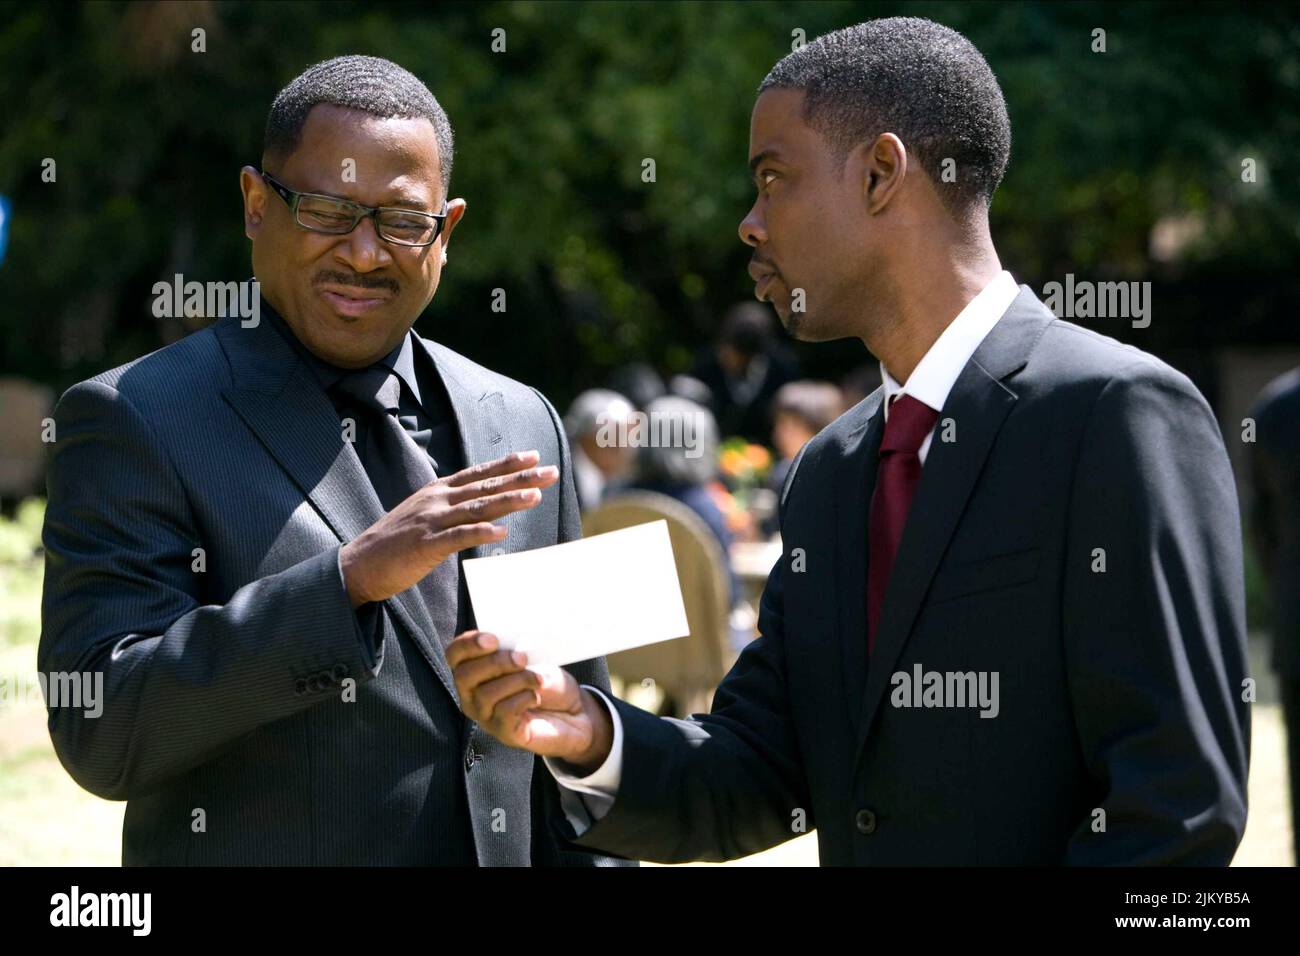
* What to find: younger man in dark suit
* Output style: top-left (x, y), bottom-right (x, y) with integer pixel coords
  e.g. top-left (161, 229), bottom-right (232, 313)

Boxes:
top-left (448, 18), bottom-right (1250, 865)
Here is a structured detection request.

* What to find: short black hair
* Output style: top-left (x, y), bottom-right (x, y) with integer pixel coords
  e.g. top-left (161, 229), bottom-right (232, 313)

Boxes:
top-left (720, 301), bottom-right (775, 357)
top-left (263, 55), bottom-right (454, 195)
top-left (759, 17), bottom-right (1010, 215)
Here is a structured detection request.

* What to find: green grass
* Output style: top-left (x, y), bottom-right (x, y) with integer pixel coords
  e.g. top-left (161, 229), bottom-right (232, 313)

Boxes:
top-left (0, 497), bottom-right (124, 866)
top-left (0, 498), bottom-right (43, 648)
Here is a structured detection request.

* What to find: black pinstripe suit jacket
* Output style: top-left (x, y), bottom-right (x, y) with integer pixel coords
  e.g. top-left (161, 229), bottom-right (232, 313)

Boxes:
top-left (38, 309), bottom-right (632, 867)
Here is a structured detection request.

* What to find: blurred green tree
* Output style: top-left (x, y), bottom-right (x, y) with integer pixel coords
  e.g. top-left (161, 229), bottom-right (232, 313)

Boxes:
top-left (1, 0), bottom-right (1297, 406)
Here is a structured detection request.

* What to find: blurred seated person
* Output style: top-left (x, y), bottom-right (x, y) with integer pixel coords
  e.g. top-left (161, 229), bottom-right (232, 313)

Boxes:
top-left (622, 396), bottom-right (741, 611)
top-left (769, 380), bottom-right (845, 494)
top-left (563, 389), bottom-right (637, 512)
top-left (689, 302), bottom-right (800, 444)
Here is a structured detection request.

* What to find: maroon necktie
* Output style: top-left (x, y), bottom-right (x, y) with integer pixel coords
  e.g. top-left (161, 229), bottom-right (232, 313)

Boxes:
top-left (867, 393), bottom-right (940, 656)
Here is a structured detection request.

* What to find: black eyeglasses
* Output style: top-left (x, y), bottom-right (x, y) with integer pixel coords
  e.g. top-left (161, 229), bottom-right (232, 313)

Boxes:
top-left (260, 171), bottom-right (448, 247)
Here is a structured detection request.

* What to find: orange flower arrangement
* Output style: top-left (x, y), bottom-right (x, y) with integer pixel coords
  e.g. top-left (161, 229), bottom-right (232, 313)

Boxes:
top-left (718, 437), bottom-right (772, 486)
top-left (714, 438), bottom-right (772, 540)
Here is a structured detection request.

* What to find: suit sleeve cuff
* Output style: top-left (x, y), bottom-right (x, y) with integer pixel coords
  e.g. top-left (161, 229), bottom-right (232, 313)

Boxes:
top-left (544, 685), bottom-right (623, 828)
top-left (334, 545), bottom-right (386, 675)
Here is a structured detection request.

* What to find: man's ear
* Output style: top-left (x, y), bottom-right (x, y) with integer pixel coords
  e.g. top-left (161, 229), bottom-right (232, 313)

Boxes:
top-left (439, 197), bottom-right (467, 260)
top-left (239, 165), bottom-right (267, 240)
top-left (859, 133), bottom-right (908, 215)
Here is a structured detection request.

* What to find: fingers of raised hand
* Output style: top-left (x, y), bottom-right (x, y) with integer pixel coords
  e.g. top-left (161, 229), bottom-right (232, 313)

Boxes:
top-left (443, 488), bottom-right (545, 526)
top-left (445, 450), bottom-right (541, 489)
top-left (432, 521), bottom-right (507, 555)
top-left (445, 466), bottom-right (559, 505)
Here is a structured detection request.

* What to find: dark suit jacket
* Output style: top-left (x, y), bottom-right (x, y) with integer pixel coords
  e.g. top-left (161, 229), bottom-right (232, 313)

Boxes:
top-left (39, 309), bottom-right (631, 866)
top-left (561, 287), bottom-right (1250, 865)
top-left (1248, 368), bottom-right (1300, 677)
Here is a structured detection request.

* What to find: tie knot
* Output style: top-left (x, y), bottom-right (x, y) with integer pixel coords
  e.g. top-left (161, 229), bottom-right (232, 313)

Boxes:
top-left (332, 365), bottom-right (401, 414)
top-left (880, 393), bottom-right (939, 455)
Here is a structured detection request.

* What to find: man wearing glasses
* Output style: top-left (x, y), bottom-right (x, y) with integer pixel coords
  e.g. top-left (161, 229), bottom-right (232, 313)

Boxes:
top-left (39, 54), bottom-right (628, 867)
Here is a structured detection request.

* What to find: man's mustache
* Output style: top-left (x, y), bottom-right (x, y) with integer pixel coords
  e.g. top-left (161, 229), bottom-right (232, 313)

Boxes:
top-left (314, 271), bottom-right (400, 295)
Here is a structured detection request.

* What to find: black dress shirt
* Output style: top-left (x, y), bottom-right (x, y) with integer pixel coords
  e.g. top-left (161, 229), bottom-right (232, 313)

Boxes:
top-left (260, 295), bottom-right (466, 479)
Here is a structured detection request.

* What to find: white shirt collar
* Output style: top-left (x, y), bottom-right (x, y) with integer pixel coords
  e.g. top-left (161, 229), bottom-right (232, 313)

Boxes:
top-left (881, 270), bottom-right (1020, 419)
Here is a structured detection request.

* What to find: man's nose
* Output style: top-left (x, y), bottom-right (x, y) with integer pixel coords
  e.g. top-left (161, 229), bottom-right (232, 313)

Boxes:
top-left (335, 215), bottom-right (393, 272)
top-left (738, 202), bottom-right (766, 248)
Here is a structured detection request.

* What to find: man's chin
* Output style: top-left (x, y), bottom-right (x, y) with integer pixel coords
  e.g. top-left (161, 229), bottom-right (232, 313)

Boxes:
top-left (303, 317), bottom-right (404, 369)
top-left (778, 306), bottom-right (844, 345)
top-left (774, 302), bottom-right (810, 341)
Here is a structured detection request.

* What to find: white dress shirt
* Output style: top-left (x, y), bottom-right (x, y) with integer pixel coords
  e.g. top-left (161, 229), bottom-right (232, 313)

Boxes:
top-left (878, 270), bottom-right (1020, 463)
top-left (546, 270), bottom-right (1021, 833)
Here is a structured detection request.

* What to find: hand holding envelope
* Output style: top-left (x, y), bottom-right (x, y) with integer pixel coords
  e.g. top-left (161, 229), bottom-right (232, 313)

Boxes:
top-left (447, 629), bottom-right (613, 768)
top-left (447, 521), bottom-right (689, 770)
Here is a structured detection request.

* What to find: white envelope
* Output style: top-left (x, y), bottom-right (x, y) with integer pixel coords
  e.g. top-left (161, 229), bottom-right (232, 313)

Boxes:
top-left (461, 519), bottom-right (690, 667)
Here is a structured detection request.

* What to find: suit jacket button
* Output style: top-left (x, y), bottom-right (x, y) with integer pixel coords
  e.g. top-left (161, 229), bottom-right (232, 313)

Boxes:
top-left (464, 745), bottom-right (480, 771)
top-left (855, 808), bottom-right (877, 835)
top-left (294, 678), bottom-right (308, 696)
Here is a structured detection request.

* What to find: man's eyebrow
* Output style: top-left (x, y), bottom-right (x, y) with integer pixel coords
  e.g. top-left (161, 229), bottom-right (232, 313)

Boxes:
top-left (380, 194), bottom-right (434, 211)
top-left (748, 149), bottom-right (781, 177)
top-left (303, 182), bottom-right (432, 211)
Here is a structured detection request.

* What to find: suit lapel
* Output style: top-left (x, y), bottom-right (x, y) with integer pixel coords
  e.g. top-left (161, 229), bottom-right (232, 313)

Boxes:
top-left (215, 314), bottom-right (387, 543)
top-left (835, 392), bottom-right (885, 736)
top-left (214, 314), bottom-right (462, 703)
top-left (415, 337), bottom-right (509, 573)
top-left (850, 287), bottom-right (1054, 771)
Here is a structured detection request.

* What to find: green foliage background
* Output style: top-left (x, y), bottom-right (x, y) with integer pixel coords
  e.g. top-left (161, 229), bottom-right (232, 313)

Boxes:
top-left (1, 0), bottom-right (1298, 405)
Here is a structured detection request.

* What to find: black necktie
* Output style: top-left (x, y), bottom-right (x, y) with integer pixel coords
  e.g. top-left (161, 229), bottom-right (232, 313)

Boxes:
top-left (332, 366), bottom-right (461, 648)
